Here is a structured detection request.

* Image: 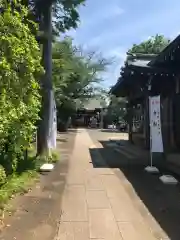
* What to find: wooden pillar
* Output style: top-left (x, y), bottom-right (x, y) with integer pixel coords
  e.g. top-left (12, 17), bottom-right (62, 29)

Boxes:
top-left (166, 97), bottom-right (171, 151)
top-left (161, 97), bottom-right (169, 152)
top-left (144, 96), bottom-right (150, 149)
top-left (169, 97), bottom-right (174, 150)
top-left (175, 76), bottom-right (180, 94)
top-left (127, 101), bottom-right (133, 144)
top-left (173, 76), bottom-right (180, 149)
top-left (144, 76), bottom-right (153, 150)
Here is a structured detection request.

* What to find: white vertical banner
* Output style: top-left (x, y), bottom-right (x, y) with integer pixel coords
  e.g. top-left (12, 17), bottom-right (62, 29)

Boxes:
top-left (48, 91), bottom-right (57, 149)
top-left (149, 96), bottom-right (163, 153)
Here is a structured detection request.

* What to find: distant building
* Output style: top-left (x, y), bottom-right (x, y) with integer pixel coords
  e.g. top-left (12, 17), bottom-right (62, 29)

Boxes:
top-left (73, 97), bottom-right (107, 127)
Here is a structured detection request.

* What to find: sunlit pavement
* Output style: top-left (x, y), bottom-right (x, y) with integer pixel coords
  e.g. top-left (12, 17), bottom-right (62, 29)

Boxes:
top-left (56, 128), bottom-right (168, 240)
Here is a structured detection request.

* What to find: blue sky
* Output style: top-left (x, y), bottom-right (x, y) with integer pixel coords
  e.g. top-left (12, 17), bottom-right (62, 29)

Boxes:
top-left (66, 0), bottom-right (180, 89)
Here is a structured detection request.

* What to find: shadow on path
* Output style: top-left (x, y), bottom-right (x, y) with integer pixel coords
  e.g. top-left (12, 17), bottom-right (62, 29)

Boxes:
top-left (89, 140), bottom-right (180, 240)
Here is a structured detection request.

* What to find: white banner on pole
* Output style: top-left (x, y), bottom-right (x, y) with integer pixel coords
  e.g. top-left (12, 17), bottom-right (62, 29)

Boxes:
top-left (149, 96), bottom-right (163, 153)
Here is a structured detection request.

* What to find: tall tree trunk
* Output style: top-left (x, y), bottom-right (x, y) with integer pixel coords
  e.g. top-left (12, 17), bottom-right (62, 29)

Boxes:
top-left (37, 4), bottom-right (52, 155)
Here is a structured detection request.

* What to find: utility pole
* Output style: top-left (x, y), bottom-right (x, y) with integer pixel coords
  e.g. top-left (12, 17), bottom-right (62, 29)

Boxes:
top-left (37, 2), bottom-right (53, 155)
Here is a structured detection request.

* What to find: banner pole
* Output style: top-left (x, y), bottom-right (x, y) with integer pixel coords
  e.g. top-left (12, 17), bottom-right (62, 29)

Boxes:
top-left (150, 135), bottom-right (153, 167)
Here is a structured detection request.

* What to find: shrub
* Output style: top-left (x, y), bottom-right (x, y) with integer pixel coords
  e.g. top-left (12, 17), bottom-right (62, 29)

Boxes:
top-left (0, 1), bottom-right (44, 174)
top-left (0, 165), bottom-right (6, 186)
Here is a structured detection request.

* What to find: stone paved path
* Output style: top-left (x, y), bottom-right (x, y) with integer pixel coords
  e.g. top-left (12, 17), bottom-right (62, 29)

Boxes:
top-left (56, 129), bottom-right (167, 240)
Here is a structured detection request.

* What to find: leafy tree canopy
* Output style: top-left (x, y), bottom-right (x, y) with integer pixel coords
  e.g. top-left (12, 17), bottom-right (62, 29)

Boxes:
top-left (105, 95), bottom-right (127, 124)
top-left (21, 0), bottom-right (86, 34)
top-left (52, 38), bottom-right (110, 124)
top-left (128, 34), bottom-right (170, 54)
top-left (52, 0), bottom-right (85, 33)
top-left (53, 38), bottom-right (109, 103)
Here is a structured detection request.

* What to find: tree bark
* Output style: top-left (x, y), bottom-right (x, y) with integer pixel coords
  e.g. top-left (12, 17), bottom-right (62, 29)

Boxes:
top-left (37, 4), bottom-right (53, 155)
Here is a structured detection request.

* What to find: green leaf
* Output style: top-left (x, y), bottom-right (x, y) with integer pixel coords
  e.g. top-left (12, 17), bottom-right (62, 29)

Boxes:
top-left (0, 1), bottom-right (43, 174)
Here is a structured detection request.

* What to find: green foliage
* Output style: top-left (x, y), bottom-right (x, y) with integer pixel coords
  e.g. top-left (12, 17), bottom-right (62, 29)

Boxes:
top-left (53, 39), bottom-right (108, 101)
top-left (52, 0), bottom-right (86, 33)
top-left (0, 170), bottom-right (38, 211)
top-left (36, 149), bottom-right (60, 164)
top-left (0, 165), bottom-right (6, 186)
top-left (49, 150), bottom-right (60, 163)
top-left (21, 0), bottom-right (86, 34)
top-left (0, 1), bottom-right (43, 174)
top-left (128, 34), bottom-right (170, 54)
top-left (105, 96), bottom-right (127, 123)
top-left (52, 39), bottom-right (109, 127)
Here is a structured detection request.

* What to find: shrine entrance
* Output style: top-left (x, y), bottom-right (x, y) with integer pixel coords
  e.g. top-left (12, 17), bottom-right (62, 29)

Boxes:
top-left (72, 108), bottom-right (102, 127)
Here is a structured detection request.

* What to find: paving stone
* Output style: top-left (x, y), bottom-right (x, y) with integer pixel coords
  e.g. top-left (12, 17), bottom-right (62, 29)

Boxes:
top-left (109, 197), bottom-right (136, 222)
top-left (72, 222), bottom-right (89, 240)
top-left (89, 209), bottom-right (123, 240)
top-left (118, 221), bottom-right (143, 240)
top-left (118, 221), bottom-right (155, 240)
top-left (61, 185), bottom-right (88, 222)
top-left (101, 174), bottom-right (129, 199)
top-left (56, 222), bottom-right (74, 240)
top-left (85, 174), bottom-right (104, 191)
top-left (57, 222), bottom-right (89, 240)
top-left (66, 170), bottom-right (85, 185)
top-left (86, 190), bottom-right (110, 209)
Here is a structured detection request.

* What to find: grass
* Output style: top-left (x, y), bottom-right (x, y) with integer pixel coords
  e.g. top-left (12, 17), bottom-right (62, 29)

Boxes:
top-left (0, 171), bottom-right (38, 213)
top-left (0, 146), bottom-right (60, 217)
top-left (48, 149), bottom-right (60, 163)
